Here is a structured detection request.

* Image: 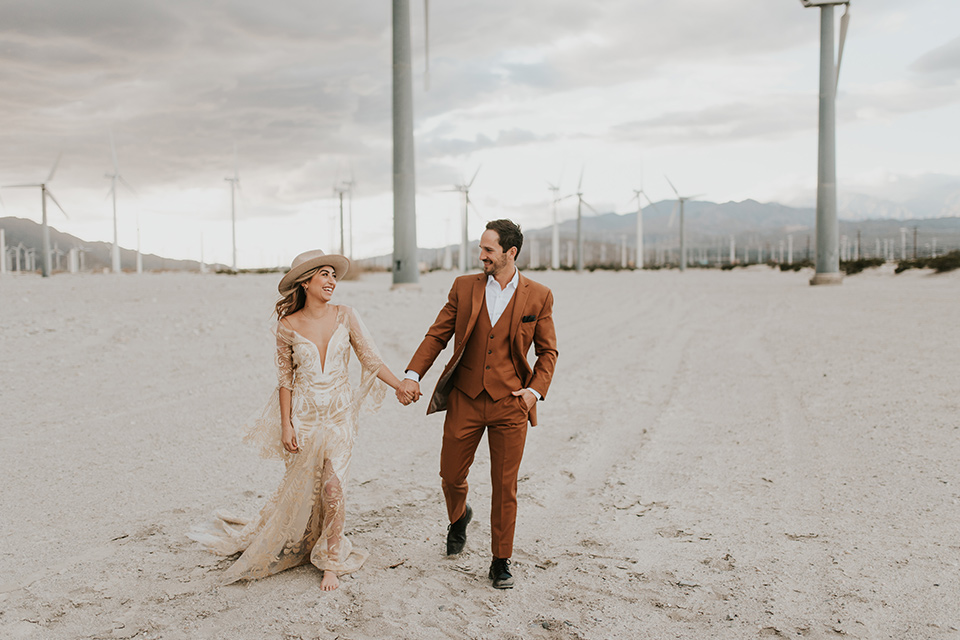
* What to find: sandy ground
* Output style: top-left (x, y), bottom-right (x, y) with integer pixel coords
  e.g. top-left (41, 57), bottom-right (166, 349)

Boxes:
top-left (1, 266), bottom-right (958, 640)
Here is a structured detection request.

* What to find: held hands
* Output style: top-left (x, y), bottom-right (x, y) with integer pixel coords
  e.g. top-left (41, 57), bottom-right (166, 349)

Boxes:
top-left (396, 379), bottom-right (422, 406)
top-left (281, 423), bottom-right (299, 453)
top-left (512, 388), bottom-right (537, 411)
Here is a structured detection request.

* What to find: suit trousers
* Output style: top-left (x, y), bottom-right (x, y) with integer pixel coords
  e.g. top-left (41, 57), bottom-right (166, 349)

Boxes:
top-left (441, 387), bottom-right (529, 559)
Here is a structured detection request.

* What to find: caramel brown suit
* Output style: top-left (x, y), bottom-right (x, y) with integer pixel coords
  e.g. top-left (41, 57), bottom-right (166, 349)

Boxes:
top-left (407, 272), bottom-right (558, 558)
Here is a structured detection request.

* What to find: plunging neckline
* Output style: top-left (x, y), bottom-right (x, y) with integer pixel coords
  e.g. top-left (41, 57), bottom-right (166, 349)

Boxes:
top-left (282, 307), bottom-right (344, 374)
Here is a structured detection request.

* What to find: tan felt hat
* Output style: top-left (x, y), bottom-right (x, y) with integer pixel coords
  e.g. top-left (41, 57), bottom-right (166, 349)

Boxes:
top-left (277, 249), bottom-right (350, 295)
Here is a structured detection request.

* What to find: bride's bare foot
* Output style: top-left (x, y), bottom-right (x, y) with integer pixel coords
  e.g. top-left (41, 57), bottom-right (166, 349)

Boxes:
top-left (320, 571), bottom-right (340, 591)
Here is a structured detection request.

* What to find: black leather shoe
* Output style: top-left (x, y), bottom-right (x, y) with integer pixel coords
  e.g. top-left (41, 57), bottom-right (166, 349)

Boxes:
top-left (489, 557), bottom-right (514, 589)
top-left (446, 505), bottom-right (472, 555)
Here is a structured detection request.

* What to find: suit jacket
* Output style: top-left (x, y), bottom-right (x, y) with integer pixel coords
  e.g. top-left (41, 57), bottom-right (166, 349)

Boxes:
top-left (406, 271), bottom-right (558, 426)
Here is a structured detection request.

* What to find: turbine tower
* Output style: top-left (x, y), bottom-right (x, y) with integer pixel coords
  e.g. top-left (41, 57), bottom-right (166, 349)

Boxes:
top-left (1, 154), bottom-right (68, 277)
top-left (546, 176), bottom-right (561, 270)
top-left (105, 132), bottom-right (136, 274)
top-left (224, 147), bottom-right (240, 271)
top-left (343, 167), bottom-right (357, 259)
top-left (443, 166), bottom-right (481, 272)
top-left (800, 0), bottom-right (851, 285)
top-left (559, 168), bottom-right (598, 272)
top-left (390, 0), bottom-right (426, 288)
top-left (630, 188), bottom-right (657, 269)
top-left (334, 180), bottom-right (349, 256)
top-left (665, 176), bottom-right (703, 272)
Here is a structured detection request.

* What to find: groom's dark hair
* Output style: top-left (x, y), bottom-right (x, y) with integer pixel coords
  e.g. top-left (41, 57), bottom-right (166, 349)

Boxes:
top-left (486, 219), bottom-right (523, 258)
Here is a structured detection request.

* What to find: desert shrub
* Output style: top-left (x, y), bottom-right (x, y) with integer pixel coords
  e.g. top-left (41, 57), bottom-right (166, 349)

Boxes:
top-left (841, 258), bottom-right (884, 275)
top-left (896, 251), bottom-right (960, 274)
top-left (930, 251), bottom-right (960, 273)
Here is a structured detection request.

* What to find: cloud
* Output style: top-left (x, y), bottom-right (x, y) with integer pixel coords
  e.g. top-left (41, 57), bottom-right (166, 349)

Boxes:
top-left (611, 96), bottom-right (815, 146)
top-left (909, 35), bottom-right (960, 85)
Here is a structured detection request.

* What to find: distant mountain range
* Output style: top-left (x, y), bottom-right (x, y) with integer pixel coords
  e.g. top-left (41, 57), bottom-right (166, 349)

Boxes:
top-left (0, 216), bottom-right (212, 273)
top-left (5, 194), bottom-right (960, 273)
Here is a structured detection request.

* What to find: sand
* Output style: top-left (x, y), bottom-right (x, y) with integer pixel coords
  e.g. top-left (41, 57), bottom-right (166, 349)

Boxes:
top-left (1, 266), bottom-right (958, 640)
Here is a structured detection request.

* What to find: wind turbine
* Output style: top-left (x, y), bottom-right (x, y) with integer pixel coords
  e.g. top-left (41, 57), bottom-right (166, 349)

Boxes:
top-left (1, 154), bottom-right (68, 277)
top-left (390, 0), bottom-right (427, 288)
top-left (443, 166), bottom-right (481, 272)
top-left (546, 175), bottom-right (562, 270)
top-left (559, 168), bottom-right (597, 272)
top-left (800, 0), bottom-right (851, 285)
top-left (629, 187), bottom-right (659, 269)
top-left (333, 178), bottom-right (349, 256)
top-left (342, 166), bottom-right (357, 259)
top-left (224, 146), bottom-right (240, 271)
top-left (664, 176), bottom-right (703, 272)
top-left (105, 131), bottom-right (136, 274)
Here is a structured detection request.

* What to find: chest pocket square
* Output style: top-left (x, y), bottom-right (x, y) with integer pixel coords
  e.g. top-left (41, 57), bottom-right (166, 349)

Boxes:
top-left (521, 315), bottom-right (536, 323)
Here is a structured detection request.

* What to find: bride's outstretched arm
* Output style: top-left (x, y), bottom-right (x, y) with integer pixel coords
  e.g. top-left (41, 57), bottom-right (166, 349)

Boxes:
top-left (376, 365), bottom-right (401, 391)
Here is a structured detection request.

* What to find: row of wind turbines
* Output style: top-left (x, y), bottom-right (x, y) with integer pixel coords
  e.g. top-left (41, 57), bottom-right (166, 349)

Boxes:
top-left (0, 134), bottom-right (145, 278)
top-left (445, 165), bottom-right (704, 273)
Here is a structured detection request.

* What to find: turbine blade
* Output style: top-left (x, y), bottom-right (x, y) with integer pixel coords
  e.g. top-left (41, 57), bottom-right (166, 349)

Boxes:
top-left (468, 164), bottom-right (482, 188)
top-left (667, 202), bottom-right (678, 228)
top-left (47, 152), bottom-right (63, 183)
top-left (46, 189), bottom-right (68, 219)
top-left (466, 195), bottom-right (482, 219)
top-left (577, 166), bottom-right (585, 192)
top-left (836, 3), bottom-right (850, 90)
top-left (119, 175), bottom-right (139, 196)
top-left (664, 175), bottom-right (680, 197)
top-left (581, 199), bottom-right (599, 215)
top-left (2, 183), bottom-right (41, 189)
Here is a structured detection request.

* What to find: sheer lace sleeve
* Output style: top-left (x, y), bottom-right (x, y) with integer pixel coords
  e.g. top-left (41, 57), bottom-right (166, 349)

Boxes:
top-left (346, 307), bottom-right (384, 374)
top-left (274, 321), bottom-right (296, 391)
top-left (344, 306), bottom-right (386, 416)
top-left (241, 322), bottom-right (298, 463)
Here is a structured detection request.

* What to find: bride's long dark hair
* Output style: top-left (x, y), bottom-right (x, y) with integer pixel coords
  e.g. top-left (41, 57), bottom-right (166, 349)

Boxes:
top-left (275, 267), bottom-right (320, 320)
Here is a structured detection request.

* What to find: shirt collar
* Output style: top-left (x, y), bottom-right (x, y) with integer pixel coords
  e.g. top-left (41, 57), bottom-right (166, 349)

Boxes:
top-left (487, 267), bottom-right (519, 291)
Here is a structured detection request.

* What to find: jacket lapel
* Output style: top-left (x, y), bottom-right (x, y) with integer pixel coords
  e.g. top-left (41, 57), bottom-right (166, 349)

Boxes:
top-left (509, 272), bottom-right (530, 344)
top-left (463, 274), bottom-right (486, 341)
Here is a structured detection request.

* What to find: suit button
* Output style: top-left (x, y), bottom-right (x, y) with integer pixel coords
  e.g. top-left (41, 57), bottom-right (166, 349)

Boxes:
top-left (487, 350), bottom-right (492, 354)
top-left (489, 335), bottom-right (494, 339)
top-left (485, 366), bottom-right (491, 370)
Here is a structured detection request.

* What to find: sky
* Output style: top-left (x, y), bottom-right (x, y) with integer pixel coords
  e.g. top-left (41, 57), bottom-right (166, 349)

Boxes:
top-left (1, 0), bottom-right (958, 267)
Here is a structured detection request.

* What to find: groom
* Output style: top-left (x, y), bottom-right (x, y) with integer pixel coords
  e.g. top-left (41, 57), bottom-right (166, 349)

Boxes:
top-left (397, 219), bottom-right (558, 589)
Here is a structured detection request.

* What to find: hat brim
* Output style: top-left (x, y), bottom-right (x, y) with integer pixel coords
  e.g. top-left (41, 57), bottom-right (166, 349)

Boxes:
top-left (278, 254), bottom-right (350, 295)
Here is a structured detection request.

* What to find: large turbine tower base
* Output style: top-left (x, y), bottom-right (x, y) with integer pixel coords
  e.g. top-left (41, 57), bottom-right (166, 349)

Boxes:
top-left (391, 0), bottom-right (420, 289)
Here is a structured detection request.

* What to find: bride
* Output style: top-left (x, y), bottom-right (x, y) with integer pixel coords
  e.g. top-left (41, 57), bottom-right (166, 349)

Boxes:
top-left (190, 250), bottom-right (404, 591)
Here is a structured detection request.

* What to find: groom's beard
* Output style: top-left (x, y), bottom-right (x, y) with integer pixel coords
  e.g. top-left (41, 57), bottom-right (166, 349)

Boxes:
top-left (482, 254), bottom-right (508, 277)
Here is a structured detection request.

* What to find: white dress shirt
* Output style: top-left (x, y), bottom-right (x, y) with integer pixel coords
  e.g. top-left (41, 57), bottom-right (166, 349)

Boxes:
top-left (485, 266), bottom-right (519, 327)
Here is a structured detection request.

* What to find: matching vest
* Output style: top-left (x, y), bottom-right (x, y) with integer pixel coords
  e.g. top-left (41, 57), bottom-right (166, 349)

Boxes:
top-left (452, 293), bottom-right (523, 401)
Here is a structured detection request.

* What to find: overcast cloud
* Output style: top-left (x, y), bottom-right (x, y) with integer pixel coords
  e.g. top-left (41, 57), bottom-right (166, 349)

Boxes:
top-left (1, 0), bottom-right (958, 265)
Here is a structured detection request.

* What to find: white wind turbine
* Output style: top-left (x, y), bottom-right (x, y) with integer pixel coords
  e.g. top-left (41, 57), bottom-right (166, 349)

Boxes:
top-left (629, 187), bottom-right (659, 269)
top-left (664, 176), bottom-right (703, 272)
top-left (546, 173), bottom-right (562, 270)
top-left (558, 167), bottom-right (598, 272)
top-left (1, 154), bottom-right (68, 277)
top-left (224, 146), bottom-right (240, 271)
top-left (443, 165), bottom-right (482, 272)
top-left (105, 132), bottom-right (136, 274)
top-left (333, 177), bottom-right (349, 257)
top-left (342, 166), bottom-right (357, 259)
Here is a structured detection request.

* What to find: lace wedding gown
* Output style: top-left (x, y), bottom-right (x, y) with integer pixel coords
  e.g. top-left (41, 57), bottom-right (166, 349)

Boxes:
top-left (189, 305), bottom-right (386, 583)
